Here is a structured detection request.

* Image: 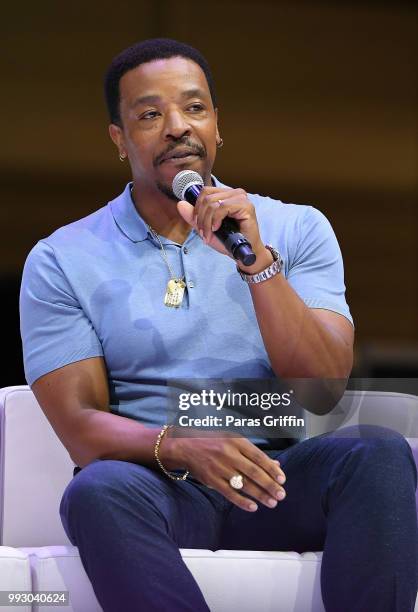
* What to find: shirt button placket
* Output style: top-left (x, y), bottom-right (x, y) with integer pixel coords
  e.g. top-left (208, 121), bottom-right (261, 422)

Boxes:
top-left (181, 245), bottom-right (194, 305)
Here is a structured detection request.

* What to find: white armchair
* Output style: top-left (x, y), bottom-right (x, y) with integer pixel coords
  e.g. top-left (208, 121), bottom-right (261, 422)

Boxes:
top-left (1, 385), bottom-right (417, 612)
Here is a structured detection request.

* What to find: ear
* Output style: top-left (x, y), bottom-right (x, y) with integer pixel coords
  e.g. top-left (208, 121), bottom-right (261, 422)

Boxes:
top-left (108, 124), bottom-right (126, 159)
top-left (214, 108), bottom-right (220, 142)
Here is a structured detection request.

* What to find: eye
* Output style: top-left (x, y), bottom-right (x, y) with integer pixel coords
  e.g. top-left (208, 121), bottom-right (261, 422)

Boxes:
top-left (140, 110), bottom-right (160, 120)
top-left (187, 103), bottom-right (205, 112)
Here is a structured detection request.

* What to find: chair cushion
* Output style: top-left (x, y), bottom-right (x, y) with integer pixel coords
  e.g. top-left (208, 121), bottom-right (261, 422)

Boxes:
top-left (19, 546), bottom-right (101, 612)
top-left (0, 386), bottom-right (75, 546)
top-left (0, 546), bottom-right (32, 612)
top-left (19, 545), bottom-right (325, 612)
top-left (182, 549), bottom-right (324, 612)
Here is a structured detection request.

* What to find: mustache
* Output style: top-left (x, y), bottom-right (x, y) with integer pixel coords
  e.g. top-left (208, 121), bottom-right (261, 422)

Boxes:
top-left (154, 140), bottom-right (206, 167)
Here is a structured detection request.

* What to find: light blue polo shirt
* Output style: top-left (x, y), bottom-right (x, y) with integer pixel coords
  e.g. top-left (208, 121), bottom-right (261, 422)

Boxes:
top-left (19, 178), bottom-right (353, 447)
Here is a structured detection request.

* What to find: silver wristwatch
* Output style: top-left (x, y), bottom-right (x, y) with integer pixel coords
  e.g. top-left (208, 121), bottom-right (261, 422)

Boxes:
top-left (237, 245), bottom-right (283, 284)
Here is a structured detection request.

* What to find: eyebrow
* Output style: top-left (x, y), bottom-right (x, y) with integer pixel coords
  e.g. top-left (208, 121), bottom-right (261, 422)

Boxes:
top-left (131, 88), bottom-right (207, 108)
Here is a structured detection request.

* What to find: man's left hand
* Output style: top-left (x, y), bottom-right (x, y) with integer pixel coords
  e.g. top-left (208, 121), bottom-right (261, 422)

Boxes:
top-left (177, 186), bottom-right (265, 260)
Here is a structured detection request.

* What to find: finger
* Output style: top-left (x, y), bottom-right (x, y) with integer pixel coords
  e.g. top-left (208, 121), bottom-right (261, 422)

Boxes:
top-left (177, 200), bottom-right (197, 227)
top-left (196, 191), bottom-right (243, 241)
top-left (230, 474), bottom-right (285, 508)
top-left (193, 187), bottom-right (229, 212)
top-left (211, 201), bottom-right (235, 233)
top-left (213, 458), bottom-right (286, 509)
top-left (273, 459), bottom-right (285, 478)
top-left (194, 200), bottom-right (220, 242)
top-left (214, 478), bottom-right (259, 512)
top-left (210, 197), bottom-right (254, 233)
top-left (239, 443), bottom-right (286, 485)
top-left (193, 454), bottom-right (258, 512)
top-left (200, 199), bottom-right (225, 242)
top-left (177, 200), bottom-right (218, 245)
top-left (234, 455), bottom-right (286, 504)
top-left (194, 188), bottom-right (237, 234)
top-left (194, 186), bottom-right (234, 197)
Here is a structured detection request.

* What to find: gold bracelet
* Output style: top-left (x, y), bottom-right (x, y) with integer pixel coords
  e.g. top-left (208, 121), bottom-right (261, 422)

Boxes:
top-left (154, 425), bottom-right (189, 481)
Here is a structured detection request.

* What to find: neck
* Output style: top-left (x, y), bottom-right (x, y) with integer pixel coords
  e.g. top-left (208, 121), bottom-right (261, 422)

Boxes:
top-left (131, 181), bottom-right (191, 244)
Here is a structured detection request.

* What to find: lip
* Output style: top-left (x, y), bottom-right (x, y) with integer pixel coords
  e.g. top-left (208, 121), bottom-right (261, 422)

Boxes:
top-left (160, 154), bottom-right (200, 165)
top-left (160, 148), bottom-right (201, 164)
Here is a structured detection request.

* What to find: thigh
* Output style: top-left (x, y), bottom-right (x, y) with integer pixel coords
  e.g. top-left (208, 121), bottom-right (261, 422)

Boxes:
top-left (60, 459), bottom-right (228, 550)
top-left (219, 424), bottom-right (409, 552)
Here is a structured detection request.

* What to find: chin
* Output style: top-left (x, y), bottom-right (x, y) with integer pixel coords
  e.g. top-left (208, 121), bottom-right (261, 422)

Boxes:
top-left (156, 179), bottom-right (179, 203)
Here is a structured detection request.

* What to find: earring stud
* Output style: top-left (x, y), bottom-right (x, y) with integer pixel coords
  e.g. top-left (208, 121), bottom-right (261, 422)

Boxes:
top-left (217, 138), bottom-right (224, 149)
top-left (119, 153), bottom-right (126, 162)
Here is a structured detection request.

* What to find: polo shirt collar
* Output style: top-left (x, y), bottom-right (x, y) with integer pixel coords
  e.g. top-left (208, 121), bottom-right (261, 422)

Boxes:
top-left (109, 176), bottom-right (225, 243)
top-left (109, 182), bottom-right (148, 243)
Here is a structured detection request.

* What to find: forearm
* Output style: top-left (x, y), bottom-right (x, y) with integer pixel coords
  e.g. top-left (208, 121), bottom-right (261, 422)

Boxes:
top-left (69, 408), bottom-right (185, 471)
top-left (240, 249), bottom-right (352, 378)
top-left (180, 187), bottom-right (352, 378)
top-left (250, 274), bottom-right (352, 377)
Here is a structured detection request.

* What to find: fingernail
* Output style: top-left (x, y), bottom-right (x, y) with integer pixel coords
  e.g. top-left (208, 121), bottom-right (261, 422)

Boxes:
top-left (248, 502), bottom-right (258, 511)
top-left (277, 475), bottom-right (286, 484)
top-left (267, 498), bottom-right (277, 508)
top-left (277, 490), bottom-right (286, 500)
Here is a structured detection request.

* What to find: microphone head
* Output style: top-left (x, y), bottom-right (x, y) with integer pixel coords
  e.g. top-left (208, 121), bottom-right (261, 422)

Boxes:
top-left (172, 170), bottom-right (204, 201)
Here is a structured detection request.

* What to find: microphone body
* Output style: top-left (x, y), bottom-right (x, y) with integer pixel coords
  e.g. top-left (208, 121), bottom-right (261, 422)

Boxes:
top-left (173, 171), bottom-right (256, 266)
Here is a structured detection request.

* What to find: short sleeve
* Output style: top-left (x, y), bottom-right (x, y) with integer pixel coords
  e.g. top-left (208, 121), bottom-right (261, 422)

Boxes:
top-left (20, 241), bottom-right (104, 386)
top-left (287, 206), bottom-right (353, 325)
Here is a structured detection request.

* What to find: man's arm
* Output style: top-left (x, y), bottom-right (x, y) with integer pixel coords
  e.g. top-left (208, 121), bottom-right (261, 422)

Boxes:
top-left (31, 357), bottom-right (171, 470)
top-left (241, 252), bottom-right (353, 378)
top-left (178, 188), bottom-right (354, 379)
top-left (32, 357), bottom-right (286, 513)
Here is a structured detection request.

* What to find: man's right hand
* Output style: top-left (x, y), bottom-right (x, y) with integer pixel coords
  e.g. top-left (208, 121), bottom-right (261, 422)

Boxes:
top-left (31, 356), bottom-right (285, 513)
top-left (162, 433), bottom-right (287, 512)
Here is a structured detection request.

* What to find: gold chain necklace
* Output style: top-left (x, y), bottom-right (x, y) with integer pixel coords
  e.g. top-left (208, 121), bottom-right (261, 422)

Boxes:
top-left (147, 225), bottom-right (186, 308)
top-left (130, 185), bottom-right (186, 308)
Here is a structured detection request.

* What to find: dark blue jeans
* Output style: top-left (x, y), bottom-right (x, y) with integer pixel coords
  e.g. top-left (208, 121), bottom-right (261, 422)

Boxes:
top-left (60, 425), bottom-right (418, 612)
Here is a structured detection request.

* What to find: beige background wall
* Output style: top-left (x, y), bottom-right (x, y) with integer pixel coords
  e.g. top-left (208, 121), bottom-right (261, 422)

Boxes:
top-left (2, 1), bottom-right (417, 380)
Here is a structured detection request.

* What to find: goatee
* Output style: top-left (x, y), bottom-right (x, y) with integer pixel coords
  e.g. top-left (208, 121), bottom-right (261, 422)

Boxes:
top-left (156, 180), bottom-right (179, 203)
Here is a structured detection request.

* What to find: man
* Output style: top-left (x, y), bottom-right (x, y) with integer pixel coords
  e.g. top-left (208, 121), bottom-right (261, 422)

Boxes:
top-left (20, 38), bottom-right (417, 611)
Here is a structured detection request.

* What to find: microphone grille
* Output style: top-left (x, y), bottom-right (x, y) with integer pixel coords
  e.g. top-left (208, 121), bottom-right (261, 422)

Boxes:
top-left (172, 170), bottom-right (204, 200)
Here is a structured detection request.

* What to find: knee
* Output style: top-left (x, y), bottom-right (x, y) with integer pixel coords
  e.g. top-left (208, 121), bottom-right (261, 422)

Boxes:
top-left (59, 460), bottom-right (157, 545)
top-left (60, 459), bottom-right (147, 522)
top-left (63, 460), bottom-right (124, 504)
top-left (352, 426), bottom-right (417, 485)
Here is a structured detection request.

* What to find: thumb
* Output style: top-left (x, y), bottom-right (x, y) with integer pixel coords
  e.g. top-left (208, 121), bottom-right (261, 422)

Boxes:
top-left (177, 200), bottom-right (196, 227)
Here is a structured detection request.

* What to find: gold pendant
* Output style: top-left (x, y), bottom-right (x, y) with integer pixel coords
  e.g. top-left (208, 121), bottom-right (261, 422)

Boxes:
top-left (164, 278), bottom-right (186, 308)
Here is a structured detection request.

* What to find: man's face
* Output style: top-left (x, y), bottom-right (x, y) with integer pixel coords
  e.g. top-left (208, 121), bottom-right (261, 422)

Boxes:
top-left (110, 56), bottom-right (219, 200)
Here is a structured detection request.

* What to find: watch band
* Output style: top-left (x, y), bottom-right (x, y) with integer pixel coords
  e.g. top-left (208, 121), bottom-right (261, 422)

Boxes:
top-left (237, 245), bottom-right (283, 284)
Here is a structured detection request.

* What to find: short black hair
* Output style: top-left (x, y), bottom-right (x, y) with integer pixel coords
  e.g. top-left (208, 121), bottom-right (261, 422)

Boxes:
top-left (104, 38), bottom-right (217, 126)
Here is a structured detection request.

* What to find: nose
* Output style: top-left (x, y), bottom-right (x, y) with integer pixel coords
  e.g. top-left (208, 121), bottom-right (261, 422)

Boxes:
top-left (163, 107), bottom-right (191, 141)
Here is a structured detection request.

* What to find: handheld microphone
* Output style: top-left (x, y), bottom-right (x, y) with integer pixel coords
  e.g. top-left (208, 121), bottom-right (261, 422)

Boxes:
top-left (172, 170), bottom-right (256, 266)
